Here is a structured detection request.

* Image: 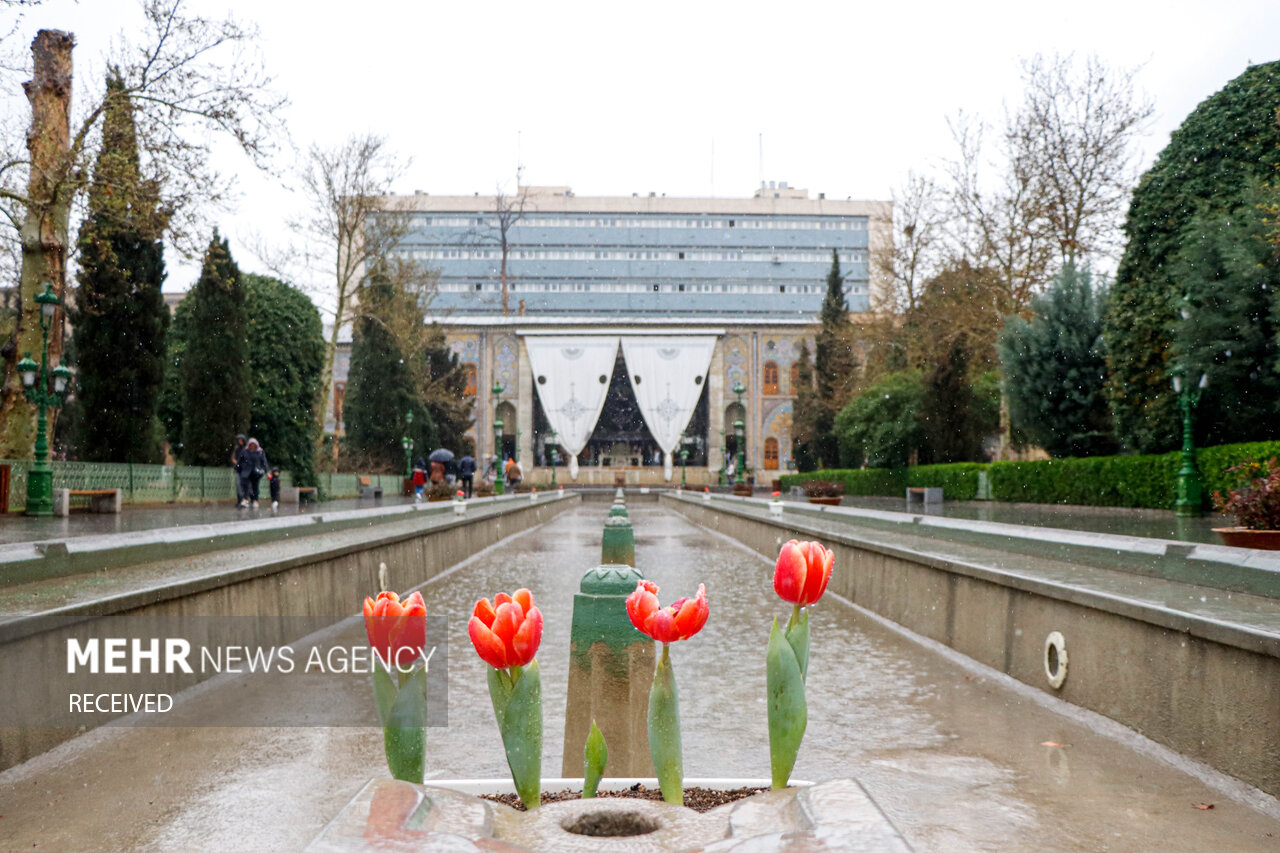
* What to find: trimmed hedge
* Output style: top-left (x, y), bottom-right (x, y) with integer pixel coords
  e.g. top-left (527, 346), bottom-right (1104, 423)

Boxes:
top-left (779, 441), bottom-right (1280, 510)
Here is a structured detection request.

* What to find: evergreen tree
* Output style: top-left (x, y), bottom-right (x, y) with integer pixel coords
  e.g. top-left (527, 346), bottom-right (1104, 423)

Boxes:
top-left (790, 339), bottom-right (823, 471)
top-left (70, 72), bottom-right (169, 462)
top-left (998, 265), bottom-right (1116, 457)
top-left (158, 295), bottom-right (192, 457)
top-left (917, 334), bottom-right (984, 463)
top-left (832, 371), bottom-right (925, 469)
top-left (181, 232), bottom-right (250, 465)
top-left (344, 281), bottom-right (438, 471)
top-left (1105, 61), bottom-right (1280, 451)
top-left (243, 274), bottom-right (325, 485)
top-left (1171, 199), bottom-right (1280, 446)
top-left (417, 322), bottom-right (472, 452)
top-left (803, 250), bottom-right (859, 467)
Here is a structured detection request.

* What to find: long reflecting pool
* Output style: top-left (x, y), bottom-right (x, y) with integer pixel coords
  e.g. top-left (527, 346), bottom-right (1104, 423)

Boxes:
top-left (0, 503), bottom-right (1276, 851)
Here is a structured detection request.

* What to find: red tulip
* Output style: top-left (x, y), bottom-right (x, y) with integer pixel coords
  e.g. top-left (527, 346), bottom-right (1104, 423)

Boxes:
top-left (626, 580), bottom-right (709, 644)
top-left (773, 540), bottom-right (834, 606)
top-left (363, 590), bottom-right (427, 668)
top-left (468, 588), bottom-right (543, 669)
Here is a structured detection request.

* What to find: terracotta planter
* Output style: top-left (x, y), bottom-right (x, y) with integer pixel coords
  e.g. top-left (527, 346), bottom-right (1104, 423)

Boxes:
top-left (1213, 527), bottom-right (1280, 550)
top-left (806, 496), bottom-right (842, 506)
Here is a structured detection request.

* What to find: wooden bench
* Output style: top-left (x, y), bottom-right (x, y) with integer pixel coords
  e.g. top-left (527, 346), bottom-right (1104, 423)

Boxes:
top-left (357, 476), bottom-right (383, 500)
top-left (906, 486), bottom-right (943, 506)
top-left (53, 488), bottom-right (122, 517)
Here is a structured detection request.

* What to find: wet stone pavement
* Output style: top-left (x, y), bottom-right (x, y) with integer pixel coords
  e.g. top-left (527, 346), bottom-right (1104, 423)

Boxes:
top-left (0, 504), bottom-right (1277, 851)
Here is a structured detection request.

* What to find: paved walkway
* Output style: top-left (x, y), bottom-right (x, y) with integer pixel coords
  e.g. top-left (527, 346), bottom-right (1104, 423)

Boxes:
top-left (0, 495), bottom-right (420, 545)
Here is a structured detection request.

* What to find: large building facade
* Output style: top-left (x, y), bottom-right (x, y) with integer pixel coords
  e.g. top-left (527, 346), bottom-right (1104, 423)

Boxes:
top-left (343, 184), bottom-right (890, 484)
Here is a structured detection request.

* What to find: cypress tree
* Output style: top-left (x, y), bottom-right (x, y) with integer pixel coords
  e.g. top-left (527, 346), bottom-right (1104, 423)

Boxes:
top-left (790, 339), bottom-right (823, 471)
top-left (344, 281), bottom-right (437, 471)
top-left (181, 231), bottom-right (250, 465)
top-left (71, 72), bottom-right (169, 462)
top-left (917, 334), bottom-right (982, 463)
top-left (808, 250), bottom-right (858, 467)
top-left (243, 274), bottom-right (325, 485)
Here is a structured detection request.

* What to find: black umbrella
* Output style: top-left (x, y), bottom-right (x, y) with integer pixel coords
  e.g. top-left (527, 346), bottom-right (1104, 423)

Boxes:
top-left (428, 448), bottom-right (455, 463)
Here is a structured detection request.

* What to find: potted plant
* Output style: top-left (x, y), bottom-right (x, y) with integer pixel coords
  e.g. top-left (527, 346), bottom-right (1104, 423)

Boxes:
top-left (427, 482), bottom-right (454, 503)
top-left (769, 490), bottom-right (784, 516)
top-left (802, 480), bottom-right (843, 506)
top-left (1212, 458), bottom-right (1280, 550)
top-left (453, 489), bottom-right (468, 515)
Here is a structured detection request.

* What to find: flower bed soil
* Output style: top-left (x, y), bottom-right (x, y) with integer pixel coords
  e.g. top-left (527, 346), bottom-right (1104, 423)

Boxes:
top-left (481, 784), bottom-right (768, 813)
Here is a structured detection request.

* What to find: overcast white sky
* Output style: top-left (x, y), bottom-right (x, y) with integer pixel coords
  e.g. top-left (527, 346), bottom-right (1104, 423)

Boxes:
top-left (9, 0), bottom-right (1280, 314)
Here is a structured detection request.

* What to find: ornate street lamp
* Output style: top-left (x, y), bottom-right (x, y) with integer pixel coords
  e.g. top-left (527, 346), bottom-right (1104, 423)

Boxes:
top-left (1173, 297), bottom-right (1210, 518)
top-left (548, 427), bottom-right (558, 487)
top-left (401, 410), bottom-right (414, 479)
top-left (1172, 369), bottom-right (1209, 517)
top-left (492, 380), bottom-right (505, 496)
top-left (22, 282), bottom-right (72, 516)
top-left (718, 429), bottom-right (726, 486)
top-left (732, 381), bottom-right (747, 485)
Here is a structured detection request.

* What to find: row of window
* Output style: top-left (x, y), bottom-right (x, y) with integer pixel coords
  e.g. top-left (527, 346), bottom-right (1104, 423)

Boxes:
top-left (416, 215), bottom-right (868, 231)
top-left (402, 248), bottom-right (867, 264)
top-left (437, 282), bottom-right (866, 295)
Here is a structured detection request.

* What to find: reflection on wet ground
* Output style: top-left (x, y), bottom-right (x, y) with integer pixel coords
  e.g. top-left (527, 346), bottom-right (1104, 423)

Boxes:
top-left (1, 504), bottom-right (1277, 851)
top-left (820, 494), bottom-right (1229, 544)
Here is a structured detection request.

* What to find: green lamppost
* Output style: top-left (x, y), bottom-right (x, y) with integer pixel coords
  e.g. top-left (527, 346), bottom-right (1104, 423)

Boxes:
top-left (718, 429), bottom-right (726, 486)
top-left (1173, 368), bottom-right (1209, 518)
top-left (492, 381), bottom-right (505, 496)
top-left (732, 381), bottom-right (747, 485)
top-left (18, 282), bottom-right (72, 517)
top-left (548, 428), bottom-right (559, 487)
top-left (679, 431), bottom-right (689, 488)
top-left (401, 410), bottom-right (414, 479)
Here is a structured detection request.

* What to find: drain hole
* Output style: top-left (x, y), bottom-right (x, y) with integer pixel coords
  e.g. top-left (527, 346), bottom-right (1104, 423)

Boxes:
top-left (562, 811), bottom-right (661, 837)
top-left (1043, 631), bottom-right (1068, 689)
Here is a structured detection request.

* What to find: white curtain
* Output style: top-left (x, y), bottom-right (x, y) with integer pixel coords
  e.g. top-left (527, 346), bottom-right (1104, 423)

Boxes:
top-left (526, 337), bottom-right (619, 479)
top-left (620, 336), bottom-right (716, 480)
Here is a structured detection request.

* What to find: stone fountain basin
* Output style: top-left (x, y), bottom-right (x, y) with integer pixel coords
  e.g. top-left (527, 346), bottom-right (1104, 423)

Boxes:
top-left (307, 776), bottom-right (913, 852)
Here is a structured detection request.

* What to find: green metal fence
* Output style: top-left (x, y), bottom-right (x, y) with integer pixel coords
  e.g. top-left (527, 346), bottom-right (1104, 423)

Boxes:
top-left (0, 460), bottom-right (399, 512)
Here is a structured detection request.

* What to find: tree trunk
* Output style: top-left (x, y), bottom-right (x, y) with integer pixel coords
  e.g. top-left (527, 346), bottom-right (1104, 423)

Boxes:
top-left (1, 30), bottom-right (75, 459)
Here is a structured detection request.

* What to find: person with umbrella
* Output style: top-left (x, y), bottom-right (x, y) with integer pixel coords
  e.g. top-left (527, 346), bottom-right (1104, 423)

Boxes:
top-left (428, 448), bottom-right (454, 487)
top-left (457, 451), bottom-right (476, 499)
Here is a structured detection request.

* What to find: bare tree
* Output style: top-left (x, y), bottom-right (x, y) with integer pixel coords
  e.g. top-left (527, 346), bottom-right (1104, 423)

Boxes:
top-left (0, 0), bottom-right (285, 457)
top-left (943, 111), bottom-right (1056, 318)
top-left (1012, 53), bottom-right (1154, 265)
top-left (872, 171), bottom-right (950, 314)
top-left (292, 133), bottom-right (430, 452)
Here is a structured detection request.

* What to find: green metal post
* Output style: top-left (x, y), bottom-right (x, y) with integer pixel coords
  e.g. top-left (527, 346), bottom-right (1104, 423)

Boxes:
top-left (733, 382), bottom-right (747, 485)
top-left (493, 381), bottom-right (506, 496)
top-left (23, 284), bottom-right (68, 517)
top-left (1175, 381), bottom-right (1204, 517)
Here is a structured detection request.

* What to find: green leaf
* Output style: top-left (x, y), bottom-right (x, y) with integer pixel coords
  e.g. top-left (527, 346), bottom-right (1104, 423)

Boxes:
top-left (489, 662), bottom-right (542, 810)
top-left (372, 663), bottom-right (427, 783)
top-left (583, 719), bottom-right (609, 799)
top-left (647, 647), bottom-right (683, 805)
top-left (767, 617), bottom-right (807, 789)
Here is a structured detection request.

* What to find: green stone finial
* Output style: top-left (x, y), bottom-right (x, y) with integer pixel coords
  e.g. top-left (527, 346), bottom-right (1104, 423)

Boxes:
top-left (601, 512), bottom-right (635, 567)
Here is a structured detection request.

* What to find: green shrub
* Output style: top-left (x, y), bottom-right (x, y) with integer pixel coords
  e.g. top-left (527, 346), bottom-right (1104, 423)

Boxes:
top-left (780, 441), bottom-right (1280, 510)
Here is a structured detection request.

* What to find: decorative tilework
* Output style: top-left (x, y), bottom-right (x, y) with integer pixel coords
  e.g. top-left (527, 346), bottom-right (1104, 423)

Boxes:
top-left (725, 336), bottom-right (747, 392)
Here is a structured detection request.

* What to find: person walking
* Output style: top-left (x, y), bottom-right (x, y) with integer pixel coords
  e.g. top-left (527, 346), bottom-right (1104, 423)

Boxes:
top-left (267, 466), bottom-right (282, 511)
top-left (412, 457), bottom-right (427, 502)
top-left (505, 456), bottom-right (522, 488)
top-left (236, 437), bottom-right (269, 509)
top-left (231, 434), bottom-right (247, 506)
top-left (458, 453), bottom-right (476, 498)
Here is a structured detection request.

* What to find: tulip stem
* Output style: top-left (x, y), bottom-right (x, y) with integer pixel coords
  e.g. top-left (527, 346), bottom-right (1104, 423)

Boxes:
top-left (648, 643), bottom-right (683, 805)
top-left (786, 603), bottom-right (802, 633)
